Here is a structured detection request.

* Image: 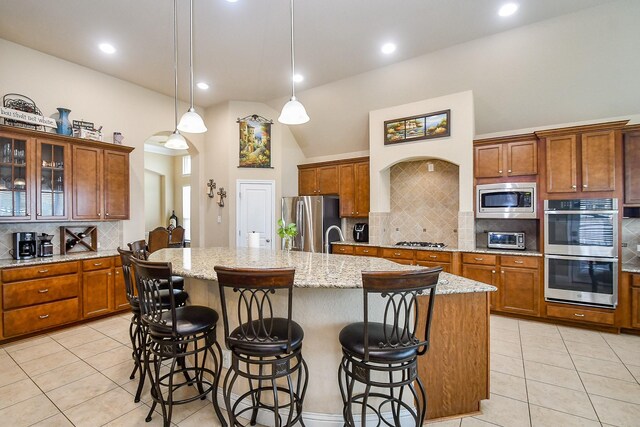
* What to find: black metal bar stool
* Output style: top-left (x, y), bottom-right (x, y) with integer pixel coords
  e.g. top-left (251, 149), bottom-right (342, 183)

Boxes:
top-left (214, 266), bottom-right (308, 427)
top-left (118, 247), bottom-right (190, 404)
top-left (128, 240), bottom-right (185, 290)
top-left (131, 257), bottom-right (226, 427)
top-left (338, 267), bottom-right (441, 427)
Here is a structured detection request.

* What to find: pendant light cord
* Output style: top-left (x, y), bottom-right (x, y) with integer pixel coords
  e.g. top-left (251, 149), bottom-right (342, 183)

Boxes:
top-left (189, 0), bottom-right (195, 109)
top-left (290, 0), bottom-right (296, 99)
top-left (173, 0), bottom-right (179, 129)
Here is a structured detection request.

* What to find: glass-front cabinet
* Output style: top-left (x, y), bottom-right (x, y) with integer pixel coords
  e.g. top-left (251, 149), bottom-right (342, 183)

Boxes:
top-left (0, 132), bottom-right (32, 220)
top-left (37, 140), bottom-right (69, 220)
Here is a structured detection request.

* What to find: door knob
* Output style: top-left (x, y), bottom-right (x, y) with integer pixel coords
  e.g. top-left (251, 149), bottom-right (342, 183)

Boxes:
top-left (266, 239), bottom-right (270, 243)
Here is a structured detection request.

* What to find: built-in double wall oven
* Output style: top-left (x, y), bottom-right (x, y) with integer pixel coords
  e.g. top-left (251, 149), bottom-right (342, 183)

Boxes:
top-left (544, 199), bottom-right (618, 308)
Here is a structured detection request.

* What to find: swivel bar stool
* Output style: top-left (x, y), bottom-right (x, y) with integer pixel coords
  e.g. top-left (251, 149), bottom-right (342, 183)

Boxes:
top-left (214, 266), bottom-right (308, 427)
top-left (127, 240), bottom-right (185, 290)
top-left (117, 248), bottom-right (189, 404)
top-left (338, 267), bottom-right (441, 427)
top-left (131, 258), bottom-right (226, 427)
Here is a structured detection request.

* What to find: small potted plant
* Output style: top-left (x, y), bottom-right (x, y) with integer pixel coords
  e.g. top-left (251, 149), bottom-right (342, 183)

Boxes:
top-left (277, 218), bottom-right (298, 251)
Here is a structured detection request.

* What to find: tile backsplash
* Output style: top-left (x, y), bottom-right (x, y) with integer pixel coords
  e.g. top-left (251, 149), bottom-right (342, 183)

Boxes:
top-left (388, 160), bottom-right (459, 247)
top-left (475, 219), bottom-right (539, 251)
top-left (622, 218), bottom-right (640, 262)
top-left (0, 222), bottom-right (123, 259)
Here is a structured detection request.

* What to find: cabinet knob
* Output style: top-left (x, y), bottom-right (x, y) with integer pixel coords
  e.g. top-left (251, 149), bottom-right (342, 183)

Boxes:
top-left (474, 257), bottom-right (483, 261)
top-left (394, 252), bottom-right (401, 256)
top-left (572, 185), bottom-right (577, 189)
top-left (501, 270), bottom-right (505, 274)
top-left (573, 313), bottom-right (585, 317)
top-left (508, 170), bottom-right (512, 173)
top-left (355, 212), bottom-right (359, 214)
top-left (363, 250), bottom-right (369, 253)
top-left (583, 184), bottom-right (588, 188)
top-left (108, 272), bottom-right (111, 276)
top-left (94, 262), bottom-right (102, 266)
top-left (498, 170), bottom-right (502, 174)
top-left (429, 255), bottom-right (437, 259)
top-left (105, 213), bottom-right (110, 216)
top-left (38, 288), bottom-right (49, 293)
top-left (98, 212), bottom-right (101, 217)
top-left (514, 260), bottom-right (524, 264)
top-left (38, 269), bottom-right (49, 274)
top-left (492, 270), bottom-right (496, 274)
top-left (39, 314), bottom-right (49, 319)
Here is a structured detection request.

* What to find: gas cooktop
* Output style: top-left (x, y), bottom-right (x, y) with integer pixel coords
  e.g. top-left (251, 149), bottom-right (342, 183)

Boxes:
top-left (395, 241), bottom-right (446, 248)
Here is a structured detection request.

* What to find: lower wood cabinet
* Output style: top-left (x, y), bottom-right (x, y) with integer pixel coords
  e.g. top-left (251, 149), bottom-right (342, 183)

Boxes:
top-left (631, 287), bottom-right (640, 329)
top-left (1, 255), bottom-right (129, 341)
top-left (546, 303), bottom-right (615, 326)
top-left (461, 264), bottom-right (498, 309)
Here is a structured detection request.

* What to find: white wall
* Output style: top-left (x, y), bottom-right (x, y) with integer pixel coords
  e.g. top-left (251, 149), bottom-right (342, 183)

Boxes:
top-left (0, 38), bottom-right (205, 246)
top-left (144, 151), bottom-right (175, 230)
top-left (273, 0), bottom-right (640, 158)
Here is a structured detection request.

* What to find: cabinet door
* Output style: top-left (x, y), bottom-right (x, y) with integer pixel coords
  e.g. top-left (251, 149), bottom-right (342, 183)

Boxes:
top-left (298, 168), bottom-right (316, 195)
top-left (73, 146), bottom-right (103, 220)
top-left (36, 140), bottom-right (70, 220)
top-left (316, 165), bottom-right (339, 195)
top-left (546, 135), bottom-right (577, 193)
top-left (625, 132), bottom-right (640, 205)
top-left (632, 287), bottom-right (640, 329)
top-left (500, 267), bottom-right (540, 316)
top-left (462, 264), bottom-right (497, 309)
top-left (113, 267), bottom-right (129, 311)
top-left (354, 162), bottom-right (370, 217)
top-left (103, 150), bottom-right (129, 219)
top-left (415, 260), bottom-right (451, 273)
top-left (507, 140), bottom-right (537, 176)
top-left (474, 144), bottom-right (503, 178)
top-left (338, 164), bottom-right (355, 217)
top-left (581, 130), bottom-right (615, 192)
top-left (0, 132), bottom-right (33, 221)
top-left (82, 269), bottom-right (113, 318)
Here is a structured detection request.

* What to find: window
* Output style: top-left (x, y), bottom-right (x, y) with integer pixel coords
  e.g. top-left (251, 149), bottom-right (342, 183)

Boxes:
top-left (182, 155), bottom-right (191, 175)
top-left (182, 185), bottom-right (191, 241)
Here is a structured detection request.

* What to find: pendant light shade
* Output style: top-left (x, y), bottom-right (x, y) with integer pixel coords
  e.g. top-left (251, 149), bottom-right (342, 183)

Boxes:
top-left (278, 96), bottom-right (309, 125)
top-left (165, 131), bottom-right (189, 150)
top-left (279, 0), bottom-right (309, 125)
top-left (177, 0), bottom-right (207, 134)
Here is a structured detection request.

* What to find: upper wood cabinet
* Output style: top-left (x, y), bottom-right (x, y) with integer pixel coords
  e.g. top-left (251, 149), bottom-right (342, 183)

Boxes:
top-left (0, 130), bottom-right (33, 221)
top-left (36, 139), bottom-right (71, 220)
top-left (339, 160), bottom-right (369, 218)
top-left (536, 121), bottom-right (626, 196)
top-left (624, 126), bottom-right (640, 205)
top-left (474, 135), bottom-right (537, 180)
top-left (298, 164), bottom-right (339, 195)
top-left (103, 150), bottom-right (130, 219)
top-left (73, 145), bottom-right (103, 220)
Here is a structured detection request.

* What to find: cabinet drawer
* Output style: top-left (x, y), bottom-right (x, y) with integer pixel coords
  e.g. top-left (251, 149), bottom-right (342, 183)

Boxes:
top-left (500, 255), bottom-right (539, 269)
top-left (2, 262), bottom-right (79, 283)
top-left (546, 304), bottom-right (615, 326)
top-left (632, 274), bottom-right (640, 288)
top-left (82, 257), bottom-right (113, 272)
top-left (332, 245), bottom-right (354, 255)
top-left (3, 275), bottom-right (79, 310)
top-left (415, 251), bottom-right (451, 262)
top-left (416, 261), bottom-right (451, 273)
top-left (462, 253), bottom-right (497, 266)
top-left (354, 246), bottom-right (378, 257)
top-left (3, 298), bottom-right (79, 337)
top-left (380, 248), bottom-right (414, 260)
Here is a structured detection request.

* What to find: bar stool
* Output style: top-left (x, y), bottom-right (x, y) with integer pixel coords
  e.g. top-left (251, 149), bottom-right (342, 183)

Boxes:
top-left (117, 248), bottom-right (189, 403)
top-left (214, 266), bottom-right (308, 427)
top-left (127, 240), bottom-right (185, 290)
top-left (131, 258), bottom-right (226, 427)
top-left (338, 268), bottom-right (441, 427)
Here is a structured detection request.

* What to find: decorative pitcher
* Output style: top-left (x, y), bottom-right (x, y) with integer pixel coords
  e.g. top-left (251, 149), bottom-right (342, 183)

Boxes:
top-left (56, 108), bottom-right (72, 136)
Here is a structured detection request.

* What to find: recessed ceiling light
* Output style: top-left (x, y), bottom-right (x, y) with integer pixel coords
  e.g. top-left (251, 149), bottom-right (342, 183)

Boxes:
top-left (498, 3), bottom-right (519, 17)
top-left (293, 74), bottom-right (304, 83)
top-left (226, 0), bottom-right (238, 3)
top-left (381, 43), bottom-right (396, 55)
top-left (196, 82), bottom-right (210, 90)
top-left (98, 43), bottom-right (116, 54)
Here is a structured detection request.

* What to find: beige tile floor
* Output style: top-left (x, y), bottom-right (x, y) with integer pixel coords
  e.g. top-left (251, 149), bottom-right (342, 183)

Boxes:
top-left (1, 313), bottom-right (640, 426)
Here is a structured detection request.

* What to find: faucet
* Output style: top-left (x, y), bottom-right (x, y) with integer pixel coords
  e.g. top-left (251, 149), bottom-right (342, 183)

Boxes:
top-left (324, 225), bottom-right (345, 253)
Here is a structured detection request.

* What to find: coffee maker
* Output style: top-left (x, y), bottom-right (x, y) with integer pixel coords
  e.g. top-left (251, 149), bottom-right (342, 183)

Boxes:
top-left (12, 232), bottom-right (37, 260)
top-left (37, 233), bottom-right (54, 257)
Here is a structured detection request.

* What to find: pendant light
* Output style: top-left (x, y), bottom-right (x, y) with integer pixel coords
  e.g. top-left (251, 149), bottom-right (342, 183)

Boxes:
top-left (166, 0), bottom-right (189, 149)
top-left (177, 0), bottom-right (207, 133)
top-left (278, 0), bottom-right (309, 125)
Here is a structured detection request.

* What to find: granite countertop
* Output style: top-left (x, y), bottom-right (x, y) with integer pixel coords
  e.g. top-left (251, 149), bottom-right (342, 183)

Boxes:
top-left (623, 258), bottom-right (640, 274)
top-left (0, 250), bottom-right (118, 269)
top-left (149, 247), bottom-right (496, 294)
top-left (332, 241), bottom-right (542, 257)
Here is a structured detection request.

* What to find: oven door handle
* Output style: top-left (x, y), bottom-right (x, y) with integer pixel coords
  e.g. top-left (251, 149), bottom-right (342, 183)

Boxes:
top-left (544, 210), bottom-right (618, 215)
top-left (544, 254), bottom-right (618, 263)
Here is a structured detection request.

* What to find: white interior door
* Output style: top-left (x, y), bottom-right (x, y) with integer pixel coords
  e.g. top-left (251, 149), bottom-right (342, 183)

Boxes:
top-left (236, 180), bottom-right (275, 249)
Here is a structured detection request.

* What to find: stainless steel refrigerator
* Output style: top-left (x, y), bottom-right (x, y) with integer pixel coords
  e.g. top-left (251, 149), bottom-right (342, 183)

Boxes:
top-left (281, 196), bottom-right (340, 253)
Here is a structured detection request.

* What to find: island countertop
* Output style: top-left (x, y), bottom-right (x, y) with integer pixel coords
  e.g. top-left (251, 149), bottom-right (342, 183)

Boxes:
top-left (149, 247), bottom-right (496, 294)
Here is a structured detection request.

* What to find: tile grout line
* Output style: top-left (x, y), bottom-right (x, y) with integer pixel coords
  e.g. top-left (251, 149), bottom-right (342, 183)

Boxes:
top-left (597, 330), bottom-right (640, 387)
top-left (518, 320), bottom-right (533, 427)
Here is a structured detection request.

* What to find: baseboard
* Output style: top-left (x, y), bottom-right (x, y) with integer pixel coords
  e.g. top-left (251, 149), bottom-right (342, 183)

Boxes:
top-left (213, 388), bottom-right (416, 427)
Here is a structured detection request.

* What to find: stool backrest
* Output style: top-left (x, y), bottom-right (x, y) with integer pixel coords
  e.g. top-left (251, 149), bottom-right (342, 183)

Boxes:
top-left (128, 239), bottom-right (149, 260)
top-left (214, 266), bottom-right (296, 354)
top-left (117, 247), bottom-right (136, 303)
top-left (147, 227), bottom-right (170, 254)
top-left (169, 226), bottom-right (185, 247)
top-left (361, 267), bottom-right (441, 361)
top-left (131, 257), bottom-right (177, 336)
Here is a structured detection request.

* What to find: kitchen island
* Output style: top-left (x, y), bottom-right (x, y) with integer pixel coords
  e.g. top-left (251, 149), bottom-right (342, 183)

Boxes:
top-left (150, 247), bottom-right (496, 423)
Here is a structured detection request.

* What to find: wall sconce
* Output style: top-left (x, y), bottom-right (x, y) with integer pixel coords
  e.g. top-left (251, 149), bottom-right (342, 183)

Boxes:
top-left (216, 187), bottom-right (227, 207)
top-left (207, 179), bottom-right (217, 198)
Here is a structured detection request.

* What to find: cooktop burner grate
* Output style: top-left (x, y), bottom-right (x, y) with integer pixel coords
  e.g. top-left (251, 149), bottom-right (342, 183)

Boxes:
top-left (395, 241), bottom-right (446, 248)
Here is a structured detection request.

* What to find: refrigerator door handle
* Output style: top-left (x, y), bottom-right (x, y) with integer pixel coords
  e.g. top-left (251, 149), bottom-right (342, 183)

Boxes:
top-left (295, 200), bottom-right (304, 250)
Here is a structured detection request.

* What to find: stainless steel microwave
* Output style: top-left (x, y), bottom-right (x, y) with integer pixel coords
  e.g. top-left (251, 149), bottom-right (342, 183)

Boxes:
top-left (476, 183), bottom-right (537, 219)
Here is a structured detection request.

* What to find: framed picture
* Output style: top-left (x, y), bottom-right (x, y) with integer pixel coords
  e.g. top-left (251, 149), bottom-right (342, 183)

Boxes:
top-left (238, 114), bottom-right (273, 168)
top-left (384, 109), bottom-right (450, 145)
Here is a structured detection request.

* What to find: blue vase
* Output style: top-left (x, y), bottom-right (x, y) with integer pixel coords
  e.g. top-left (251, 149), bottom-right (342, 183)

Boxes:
top-left (56, 108), bottom-right (72, 136)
